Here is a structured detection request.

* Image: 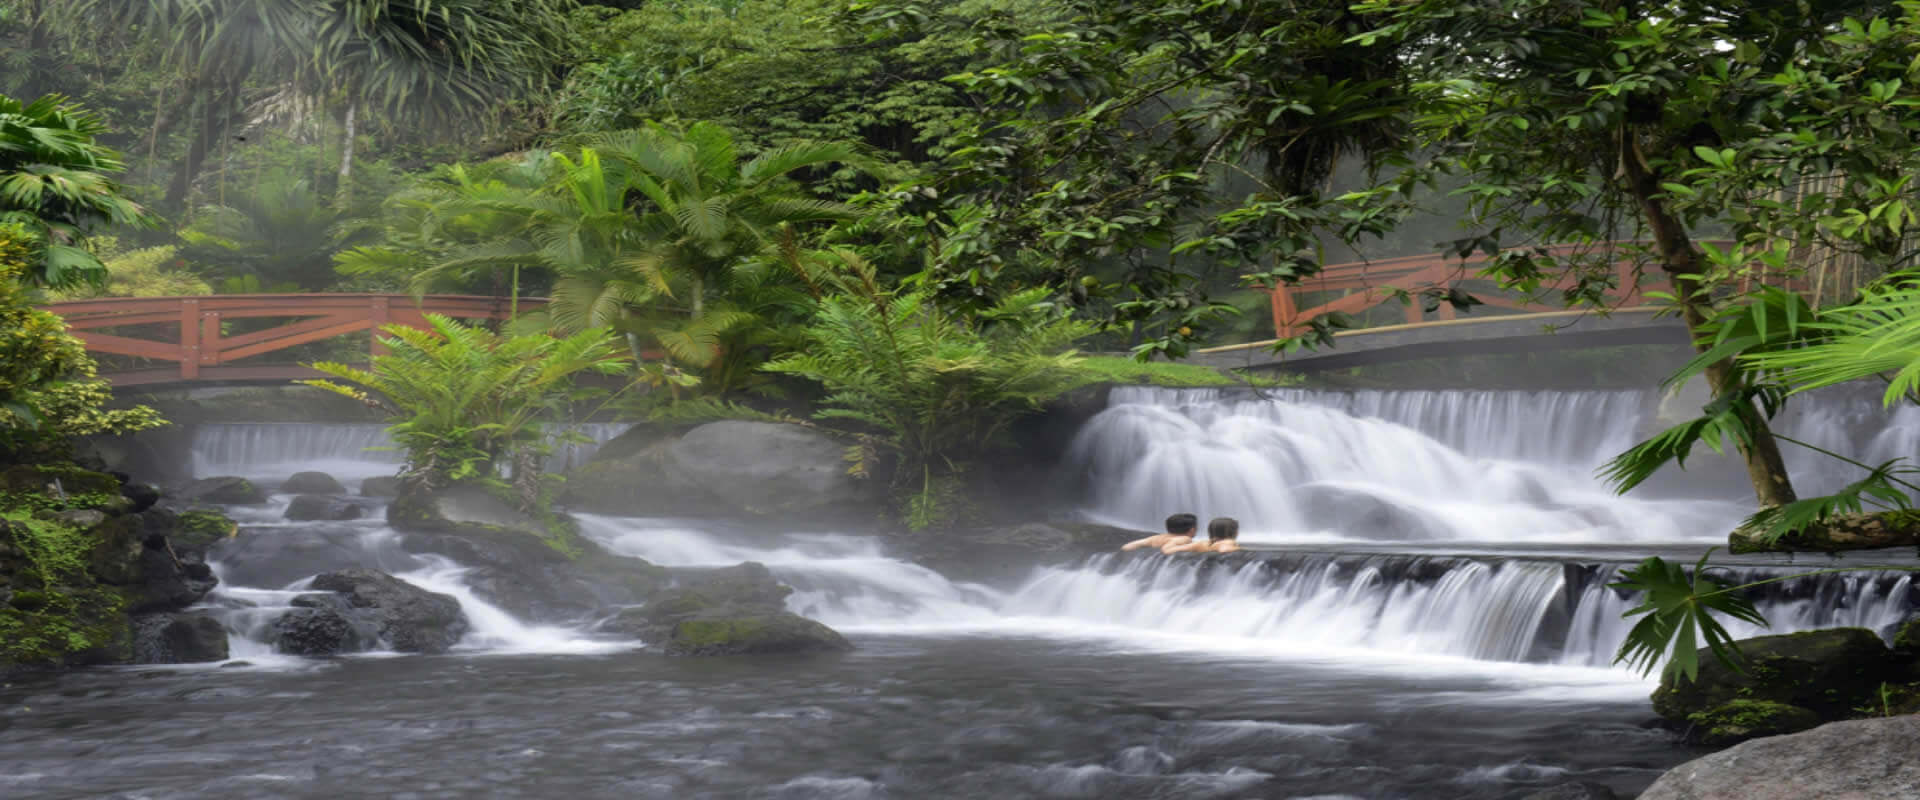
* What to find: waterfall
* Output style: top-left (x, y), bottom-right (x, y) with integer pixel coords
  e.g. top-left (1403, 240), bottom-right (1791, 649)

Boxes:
top-left (190, 422), bottom-right (631, 484)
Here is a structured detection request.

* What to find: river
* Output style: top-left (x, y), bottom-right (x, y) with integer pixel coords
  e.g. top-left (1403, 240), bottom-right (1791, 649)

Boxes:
top-left (1, 386), bottom-right (1913, 799)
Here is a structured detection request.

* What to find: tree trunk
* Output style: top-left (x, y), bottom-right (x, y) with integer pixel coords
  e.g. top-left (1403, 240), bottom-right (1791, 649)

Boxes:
top-left (335, 104), bottom-right (357, 208)
top-left (164, 91), bottom-right (219, 209)
top-left (1622, 136), bottom-right (1798, 508)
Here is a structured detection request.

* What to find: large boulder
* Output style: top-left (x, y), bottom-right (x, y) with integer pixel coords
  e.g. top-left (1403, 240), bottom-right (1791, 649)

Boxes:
top-left (280, 471), bottom-right (346, 495)
top-left (1638, 716), bottom-right (1920, 800)
top-left (601, 562), bottom-right (851, 656)
top-left (389, 484), bottom-right (666, 621)
top-left (87, 509), bottom-right (219, 614)
top-left (131, 612), bottom-right (229, 664)
top-left (305, 568), bottom-right (469, 654)
top-left (283, 494), bottom-right (365, 521)
top-left (177, 476), bottom-right (267, 505)
top-left (1682, 700), bottom-right (1821, 746)
top-left (563, 421), bottom-right (871, 520)
top-left (269, 595), bottom-right (382, 656)
top-left (210, 525), bottom-right (417, 589)
top-left (1651, 628), bottom-right (1903, 728)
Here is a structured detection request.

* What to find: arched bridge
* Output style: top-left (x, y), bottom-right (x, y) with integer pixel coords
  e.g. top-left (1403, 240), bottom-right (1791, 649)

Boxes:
top-left (43, 294), bottom-right (539, 388)
top-left (1194, 242), bottom-right (1695, 371)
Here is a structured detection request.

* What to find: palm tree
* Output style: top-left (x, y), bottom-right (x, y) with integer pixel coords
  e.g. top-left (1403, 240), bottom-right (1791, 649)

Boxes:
top-left (0, 93), bottom-right (151, 288)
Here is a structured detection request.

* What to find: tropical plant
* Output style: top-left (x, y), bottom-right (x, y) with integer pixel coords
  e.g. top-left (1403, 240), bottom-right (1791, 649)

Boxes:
top-left (181, 170), bottom-right (357, 290)
top-left (764, 251), bottom-right (1097, 528)
top-left (299, 315), bottom-right (632, 508)
top-left (48, 238), bottom-right (209, 298)
top-left (0, 92), bottom-right (151, 288)
top-left (0, 223), bottom-right (163, 460)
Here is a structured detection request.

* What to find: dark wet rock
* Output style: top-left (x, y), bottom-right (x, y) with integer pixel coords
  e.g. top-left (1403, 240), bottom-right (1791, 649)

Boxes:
top-left (170, 510), bottom-right (238, 553)
top-left (1638, 715), bottom-right (1920, 800)
top-left (1652, 628), bottom-right (1903, 740)
top-left (1892, 613), bottom-right (1920, 657)
top-left (178, 476), bottom-right (267, 505)
top-left (209, 526), bottom-right (411, 589)
top-left (305, 568), bottom-right (469, 654)
top-left (88, 509), bottom-right (219, 614)
top-left (1293, 482), bottom-right (1450, 540)
top-left (390, 484), bottom-right (666, 622)
top-left (359, 475), bottom-right (402, 498)
top-left (283, 494), bottom-right (365, 522)
top-left (602, 562), bottom-right (851, 656)
top-left (281, 471), bottom-right (346, 495)
top-left (131, 612), bottom-right (229, 664)
top-left (563, 421), bottom-right (873, 520)
top-left (0, 464), bottom-right (122, 496)
top-left (119, 482), bottom-right (161, 514)
top-left (269, 595), bottom-right (381, 656)
top-left (1505, 782), bottom-right (1618, 800)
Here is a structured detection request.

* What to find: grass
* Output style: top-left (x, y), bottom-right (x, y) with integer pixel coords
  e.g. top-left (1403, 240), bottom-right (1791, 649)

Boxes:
top-left (1073, 356), bottom-right (1296, 388)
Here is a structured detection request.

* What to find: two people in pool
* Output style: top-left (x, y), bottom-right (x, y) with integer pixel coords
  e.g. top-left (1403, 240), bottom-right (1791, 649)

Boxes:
top-left (1120, 512), bottom-right (1241, 555)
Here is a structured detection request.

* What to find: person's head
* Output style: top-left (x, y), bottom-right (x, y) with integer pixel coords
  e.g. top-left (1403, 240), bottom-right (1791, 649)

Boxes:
top-left (1207, 517), bottom-right (1239, 542)
top-left (1165, 513), bottom-right (1198, 536)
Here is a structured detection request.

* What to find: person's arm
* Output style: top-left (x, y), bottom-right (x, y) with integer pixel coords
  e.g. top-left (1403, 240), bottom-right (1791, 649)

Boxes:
top-left (1161, 540), bottom-right (1205, 554)
top-left (1213, 541), bottom-right (1240, 553)
top-left (1121, 534), bottom-right (1163, 551)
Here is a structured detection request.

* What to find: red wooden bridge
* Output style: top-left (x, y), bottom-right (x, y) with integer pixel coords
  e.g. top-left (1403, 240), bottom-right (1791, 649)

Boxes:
top-left (42, 294), bottom-right (538, 387)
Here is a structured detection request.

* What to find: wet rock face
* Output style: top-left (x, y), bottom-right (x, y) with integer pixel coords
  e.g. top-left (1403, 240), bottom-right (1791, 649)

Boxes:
top-left (600, 562), bottom-right (852, 657)
top-left (88, 509), bottom-right (219, 614)
top-left (1651, 628), bottom-right (1902, 731)
top-left (280, 471), bottom-right (347, 495)
top-left (270, 595), bottom-right (382, 656)
top-left (1638, 716), bottom-right (1920, 800)
top-left (177, 476), bottom-right (267, 505)
top-left (283, 494), bottom-right (365, 522)
top-left (562, 421), bottom-right (873, 520)
top-left (131, 612), bottom-right (229, 664)
top-left (305, 568), bottom-right (470, 654)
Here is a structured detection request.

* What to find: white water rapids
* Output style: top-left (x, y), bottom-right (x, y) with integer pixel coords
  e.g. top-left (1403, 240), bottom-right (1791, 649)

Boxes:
top-left (185, 386), bottom-right (1919, 678)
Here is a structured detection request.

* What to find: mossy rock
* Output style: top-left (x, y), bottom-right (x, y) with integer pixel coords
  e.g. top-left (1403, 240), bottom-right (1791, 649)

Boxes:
top-left (663, 613), bottom-right (852, 657)
top-left (178, 476), bottom-right (266, 505)
top-left (172, 510), bottom-right (239, 552)
top-left (1652, 628), bottom-right (1902, 723)
top-left (1730, 510), bottom-right (1920, 554)
top-left (1685, 700), bottom-right (1821, 746)
top-left (0, 464), bottom-right (121, 496)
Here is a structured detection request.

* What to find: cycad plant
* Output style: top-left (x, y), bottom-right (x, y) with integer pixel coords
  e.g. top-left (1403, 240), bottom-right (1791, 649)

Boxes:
top-left (300, 316), bottom-right (631, 508)
top-left (764, 252), bottom-right (1096, 528)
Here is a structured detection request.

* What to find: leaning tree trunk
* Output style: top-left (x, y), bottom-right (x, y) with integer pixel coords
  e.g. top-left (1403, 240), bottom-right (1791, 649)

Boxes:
top-left (1622, 137), bottom-right (1798, 508)
top-left (335, 104), bottom-right (357, 208)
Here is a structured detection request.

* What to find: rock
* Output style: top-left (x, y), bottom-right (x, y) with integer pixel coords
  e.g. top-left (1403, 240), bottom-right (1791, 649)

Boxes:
top-left (1505, 782), bottom-right (1618, 800)
top-left (1684, 700), bottom-right (1821, 746)
top-left (87, 509), bottom-right (219, 614)
top-left (131, 612), bottom-right (229, 664)
top-left (178, 476), bottom-right (267, 505)
top-left (45, 509), bottom-right (108, 529)
top-left (360, 475), bottom-right (403, 497)
top-left (120, 482), bottom-right (161, 514)
top-left (1293, 482), bottom-right (1452, 540)
top-left (1637, 716), bottom-right (1920, 800)
top-left (603, 562), bottom-right (852, 656)
top-left (269, 596), bottom-right (381, 656)
top-left (304, 568), bottom-right (469, 654)
top-left (389, 484), bottom-right (666, 621)
top-left (210, 526), bottom-right (414, 589)
top-left (901, 520), bottom-right (1145, 585)
top-left (1651, 628), bottom-right (1903, 725)
top-left (563, 421), bottom-right (871, 520)
top-left (0, 464), bottom-right (121, 496)
top-left (283, 494), bottom-right (365, 522)
top-left (1892, 613), bottom-right (1920, 657)
top-left (170, 510), bottom-right (238, 553)
top-left (1730, 510), bottom-right (1920, 553)
top-left (280, 471), bottom-right (346, 495)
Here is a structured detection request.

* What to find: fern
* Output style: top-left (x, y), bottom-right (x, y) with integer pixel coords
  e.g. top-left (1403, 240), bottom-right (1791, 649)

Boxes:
top-left (1611, 551), bottom-right (1770, 682)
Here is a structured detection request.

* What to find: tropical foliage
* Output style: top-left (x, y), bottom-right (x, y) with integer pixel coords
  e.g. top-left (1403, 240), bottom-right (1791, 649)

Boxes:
top-left (299, 316), bottom-right (632, 507)
top-left (0, 93), bottom-right (149, 288)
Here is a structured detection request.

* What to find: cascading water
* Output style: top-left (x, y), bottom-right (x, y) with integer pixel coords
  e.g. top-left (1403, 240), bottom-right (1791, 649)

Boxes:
top-left (189, 421), bottom-right (631, 484)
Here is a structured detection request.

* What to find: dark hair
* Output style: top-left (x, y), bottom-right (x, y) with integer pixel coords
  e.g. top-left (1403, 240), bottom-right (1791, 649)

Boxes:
top-left (1165, 513), bottom-right (1198, 534)
top-left (1207, 517), bottom-right (1239, 542)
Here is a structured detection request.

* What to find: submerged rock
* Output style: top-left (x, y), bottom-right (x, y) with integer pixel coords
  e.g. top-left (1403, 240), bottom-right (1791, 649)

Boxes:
top-left (563, 421), bottom-right (872, 520)
top-left (603, 562), bottom-right (851, 656)
top-left (283, 494), bottom-right (365, 521)
top-left (178, 476), bottom-right (267, 505)
top-left (1638, 716), bottom-right (1920, 800)
top-left (308, 568), bottom-right (469, 654)
top-left (1651, 628), bottom-right (1902, 734)
top-left (131, 612), bottom-right (229, 664)
top-left (280, 471), bottom-right (346, 495)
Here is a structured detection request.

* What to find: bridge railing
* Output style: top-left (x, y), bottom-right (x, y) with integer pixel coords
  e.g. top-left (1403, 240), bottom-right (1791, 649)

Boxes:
top-left (43, 294), bottom-right (540, 387)
top-left (1270, 242), bottom-right (1660, 339)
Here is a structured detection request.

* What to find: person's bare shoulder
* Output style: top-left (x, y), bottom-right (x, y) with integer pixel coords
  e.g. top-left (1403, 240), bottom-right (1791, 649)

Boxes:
top-left (1122, 534), bottom-right (1168, 551)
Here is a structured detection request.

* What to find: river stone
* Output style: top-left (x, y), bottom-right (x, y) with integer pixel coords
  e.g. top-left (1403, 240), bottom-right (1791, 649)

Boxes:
top-left (1651, 628), bottom-right (1902, 723)
top-left (281, 471), bottom-right (346, 495)
top-left (360, 475), bottom-right (403, 497)
top-left (283, 494), bottom-right (365, 521)
top-left (269, 595), bottom-right (382, 656)
top-left (178, 476), bottom-right (267, 505)
top-left (606, 562), bottom-right (852, 656)
top-left (120, 482), bottom-right (161, 513)
top-left (131, 612), bottom-right (229, 664)
top-left (1638, 715), bottom-right (1920, 800)
top-left (306, 568), bottom-right (469, 654)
